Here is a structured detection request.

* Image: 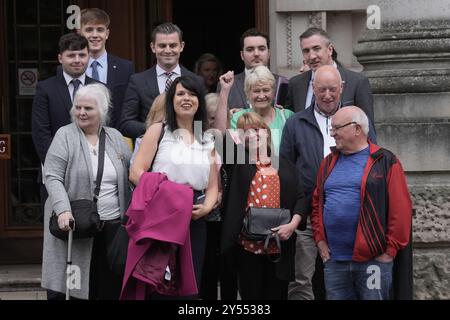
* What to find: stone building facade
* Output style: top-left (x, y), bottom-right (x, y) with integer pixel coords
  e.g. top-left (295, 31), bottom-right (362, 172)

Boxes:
top-left (268, 0), bottom-right (450, 299)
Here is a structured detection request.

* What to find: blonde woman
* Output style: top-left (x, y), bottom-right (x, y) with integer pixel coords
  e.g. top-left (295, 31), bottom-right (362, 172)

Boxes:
top-left (215, 66), bottom-right (294, 156)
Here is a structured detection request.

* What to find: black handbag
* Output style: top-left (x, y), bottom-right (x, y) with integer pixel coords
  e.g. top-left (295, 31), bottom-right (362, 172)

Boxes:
top-left (106, 215), bottom-right (129, 276)
top-left (242, 207), bottom-right (291, 262)
top-left (49, 129), bottom-right (106, 240)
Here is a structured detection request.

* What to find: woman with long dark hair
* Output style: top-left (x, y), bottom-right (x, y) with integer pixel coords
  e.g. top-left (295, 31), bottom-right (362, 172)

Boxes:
top-left (130, 75), bottom-right (218, 294)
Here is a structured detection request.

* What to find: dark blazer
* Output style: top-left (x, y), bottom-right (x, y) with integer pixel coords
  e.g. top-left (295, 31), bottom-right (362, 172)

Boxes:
top-left (119, 65), bottom-right (203, 139)
top-left (220, 137), bottom-right (307, 281)
top-left (31, 69), bottom-right (98, 164)
top-left (216, 71), bottom-right (282, 109)
top-left (105, 54), bottom-right (134, 130)
top-left (286, 66), bottom-right (375, 125)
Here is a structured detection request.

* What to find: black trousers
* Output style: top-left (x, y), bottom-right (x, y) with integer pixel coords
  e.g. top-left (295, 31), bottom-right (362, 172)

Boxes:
top-left (237, 246), bottom-right (288, 300)
top-left (200, 221), bottom-right (238, 300)
top-left (46, 219), bottom-right (123, 300)
top-left (89, 218), bottom-right (123, 300)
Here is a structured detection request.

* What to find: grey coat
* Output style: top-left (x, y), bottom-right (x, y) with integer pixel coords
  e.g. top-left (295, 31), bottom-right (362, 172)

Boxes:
top-left (41, 123), bottom-right (131, 299)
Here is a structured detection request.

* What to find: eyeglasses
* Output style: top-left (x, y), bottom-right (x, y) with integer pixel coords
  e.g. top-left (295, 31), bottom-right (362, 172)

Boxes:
top-left (329, 121), bottom-right (357, 134)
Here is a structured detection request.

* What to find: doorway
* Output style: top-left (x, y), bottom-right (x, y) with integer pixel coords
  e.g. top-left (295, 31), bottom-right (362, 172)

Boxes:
top-left (172, 0), bottom-right (256, 73)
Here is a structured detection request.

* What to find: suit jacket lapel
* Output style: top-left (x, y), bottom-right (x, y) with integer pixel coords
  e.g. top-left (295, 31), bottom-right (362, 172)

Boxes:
top-left (106, 54), bottom-right (117, 88)
top-left (145, 66), bottom-right (160, 96)
top-left (235, 72), bottom-right (246, 105)
top-left (56, 71), bottom-right (73, 114)
top-left (299, 70), bottom-right (312, 109)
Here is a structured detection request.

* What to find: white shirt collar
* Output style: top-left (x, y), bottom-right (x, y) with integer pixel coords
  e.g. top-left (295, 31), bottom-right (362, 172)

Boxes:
top-left (156, 64), bottom-right (181, 77)
top-left (62, 71), bottom-right (86, 86)
top-left (89, 51), bottom-right (108, 68)
top-left (244, 68), bottom-right (253, 78)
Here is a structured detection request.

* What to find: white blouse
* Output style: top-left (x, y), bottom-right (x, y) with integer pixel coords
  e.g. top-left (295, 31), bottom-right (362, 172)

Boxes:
top-left (88, 141), bottom-right (121, 221)
top-left (151, 126), bottom-right (214, 191)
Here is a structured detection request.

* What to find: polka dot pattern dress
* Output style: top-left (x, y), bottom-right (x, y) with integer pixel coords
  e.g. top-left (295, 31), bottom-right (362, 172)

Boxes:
top-left (239, 161), bottom-right (282, 255)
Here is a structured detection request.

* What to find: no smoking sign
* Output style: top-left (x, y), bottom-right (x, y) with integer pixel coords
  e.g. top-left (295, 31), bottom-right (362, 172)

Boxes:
top-left (18, 68), bottom-right (38, 96)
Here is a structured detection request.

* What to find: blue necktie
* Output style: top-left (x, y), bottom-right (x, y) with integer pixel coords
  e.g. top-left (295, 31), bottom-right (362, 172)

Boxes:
top-left (91, 61), bottom-right (100, 81)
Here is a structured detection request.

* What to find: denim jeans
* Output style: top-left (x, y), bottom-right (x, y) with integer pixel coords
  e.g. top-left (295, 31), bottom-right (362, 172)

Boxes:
top-left (324, 260), bottom-right (393, 300)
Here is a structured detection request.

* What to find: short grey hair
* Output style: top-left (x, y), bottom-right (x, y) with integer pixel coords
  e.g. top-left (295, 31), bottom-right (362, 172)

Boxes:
top-left (244, 65), bottom-right (275, 97)
top-left (71, 83), bottom-right (110, 126)
top-left (351, 107), bottom-right (370, 136)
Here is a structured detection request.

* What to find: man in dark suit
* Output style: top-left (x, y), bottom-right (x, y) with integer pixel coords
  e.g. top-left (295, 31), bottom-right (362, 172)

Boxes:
top-left (31, 32), bottom-right (98, 301)
top-left (32, 33), bottom-right (99, 164)
top-left (286, 27), bottom-right (375, 126)
top-left (120, 22), bottom-right (203, 139)
top-left (78, 8), bottom-right (134, 130)
top-left (217, 28), bottom-right (287, 109)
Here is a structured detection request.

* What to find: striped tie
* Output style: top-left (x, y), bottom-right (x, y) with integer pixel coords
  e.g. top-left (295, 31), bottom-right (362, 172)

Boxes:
top-left (165, 72), bottom-right (174, 92)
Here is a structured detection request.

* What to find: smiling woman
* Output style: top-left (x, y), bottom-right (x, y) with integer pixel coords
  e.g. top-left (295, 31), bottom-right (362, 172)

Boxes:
top-left (129, 75), bottom-right (218, 298)
top-left (42, 83), bottom-right (132, 300)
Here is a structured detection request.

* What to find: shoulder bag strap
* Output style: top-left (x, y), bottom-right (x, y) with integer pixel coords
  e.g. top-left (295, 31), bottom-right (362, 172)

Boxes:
top-left (93, 128), bottom-right (106, 202)
top-left (147, 121), bottom-right (166, 172)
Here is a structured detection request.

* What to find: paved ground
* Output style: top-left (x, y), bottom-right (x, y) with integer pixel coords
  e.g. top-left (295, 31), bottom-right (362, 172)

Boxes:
top-left (0, 264), bottom-right (45, 300)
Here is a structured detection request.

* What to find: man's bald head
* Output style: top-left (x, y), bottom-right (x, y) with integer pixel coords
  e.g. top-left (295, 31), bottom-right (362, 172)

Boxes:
top-left (331, 106), bottom-right (370, 154)
top-left (312, 66), bottom-right (343, 115)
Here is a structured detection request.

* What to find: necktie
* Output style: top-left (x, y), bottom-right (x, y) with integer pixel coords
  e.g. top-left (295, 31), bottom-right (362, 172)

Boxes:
top-left (165, 72), bottom-right (174, 92)
top-left (71, 79), bottom-right (81, 102)
top-left (91, 61), bottom-right (100, 81)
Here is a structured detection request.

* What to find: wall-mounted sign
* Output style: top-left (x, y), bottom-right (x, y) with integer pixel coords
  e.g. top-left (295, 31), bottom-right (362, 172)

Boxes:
top-left (0, 134), bottom-right (11, 160)
top-left (18, 68), bottom-right (38, 96)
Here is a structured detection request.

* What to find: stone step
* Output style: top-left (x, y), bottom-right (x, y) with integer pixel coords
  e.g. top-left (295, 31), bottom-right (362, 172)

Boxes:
top-left (0, 265), bottom-right (43, 292)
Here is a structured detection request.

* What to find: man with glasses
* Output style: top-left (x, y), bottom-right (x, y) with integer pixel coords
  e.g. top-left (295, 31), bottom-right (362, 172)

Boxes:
top-left (280, 65), bottom-right (376, 300)
top-left (311, 106), bottom-right (412, 300)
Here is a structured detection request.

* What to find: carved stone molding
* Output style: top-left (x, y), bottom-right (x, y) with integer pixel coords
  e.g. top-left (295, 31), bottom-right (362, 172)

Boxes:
top-left (286, 13), bottom-right (292, 68)
top-left (308, 11), bottom-right (323, 28)
top-left (354, 20), bottom-right (450, 93)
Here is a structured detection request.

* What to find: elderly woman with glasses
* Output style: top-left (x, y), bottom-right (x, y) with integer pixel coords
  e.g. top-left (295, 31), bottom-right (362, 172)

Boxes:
top-left (42, 83), bottom-right (131, 300)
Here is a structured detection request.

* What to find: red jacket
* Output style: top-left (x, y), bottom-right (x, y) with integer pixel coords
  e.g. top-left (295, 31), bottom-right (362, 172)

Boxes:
top-left (311, 141), bottom-right (412, 261)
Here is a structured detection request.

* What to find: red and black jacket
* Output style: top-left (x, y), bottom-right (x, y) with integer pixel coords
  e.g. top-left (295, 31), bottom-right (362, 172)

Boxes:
top-left (311, 141), bottom-right (412, 261)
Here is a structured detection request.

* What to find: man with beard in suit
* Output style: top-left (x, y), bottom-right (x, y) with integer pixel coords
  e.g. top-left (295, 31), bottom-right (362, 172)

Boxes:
top-left (120, 22), bottom-right (203, 139)
top-left (78, 8), bottom-right (134, 130)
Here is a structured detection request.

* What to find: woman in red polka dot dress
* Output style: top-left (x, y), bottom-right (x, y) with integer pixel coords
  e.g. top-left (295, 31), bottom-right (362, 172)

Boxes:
top-left (219, 112), bottom-right (307, 300)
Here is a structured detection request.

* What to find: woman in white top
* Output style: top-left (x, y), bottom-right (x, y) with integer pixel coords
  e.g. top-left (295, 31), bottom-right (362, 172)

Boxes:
top-left (130, 76), bottom-right (218, 294)
top-left (42, 83), bottom-right (131, 300)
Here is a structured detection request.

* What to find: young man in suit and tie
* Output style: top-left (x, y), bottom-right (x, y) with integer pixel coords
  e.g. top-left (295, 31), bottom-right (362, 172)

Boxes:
top-left (120, 22), bottom-right (203, 139)
top-left (32, 33), bottom-right (99, 164)
top-left (78, 8), bottom-right (135, 130)
top-left (217, 28), bottom-right (286, 110)
top-left (286, 27), bottom-right (375, 126)
top-left (31, 33), bottom-right (98, 300)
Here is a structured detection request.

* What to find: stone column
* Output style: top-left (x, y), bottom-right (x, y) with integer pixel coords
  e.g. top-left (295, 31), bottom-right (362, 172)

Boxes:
top-left (354, 0), bottom-right (450, 299)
